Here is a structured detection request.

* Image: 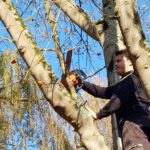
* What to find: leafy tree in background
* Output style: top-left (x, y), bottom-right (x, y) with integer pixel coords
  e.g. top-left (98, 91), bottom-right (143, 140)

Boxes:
top-left (0, 0), bottom-right (150, 150)
top-left (0, 51), bottom-right (73, 149)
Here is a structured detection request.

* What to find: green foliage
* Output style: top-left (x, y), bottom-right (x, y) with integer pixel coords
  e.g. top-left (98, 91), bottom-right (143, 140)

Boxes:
top-left (0, 51), bottom-right (74, 149)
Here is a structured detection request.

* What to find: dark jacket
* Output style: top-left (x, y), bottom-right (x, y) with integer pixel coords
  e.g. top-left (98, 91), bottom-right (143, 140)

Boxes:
top-left (82, 73), bottom-right (150, 132)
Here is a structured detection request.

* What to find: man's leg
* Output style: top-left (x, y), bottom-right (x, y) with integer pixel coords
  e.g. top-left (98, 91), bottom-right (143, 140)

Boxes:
top-left (122, 121), bottom-right (150, 150)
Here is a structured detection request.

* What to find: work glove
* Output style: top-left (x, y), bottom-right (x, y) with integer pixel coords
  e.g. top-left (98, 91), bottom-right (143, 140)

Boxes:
top-left (61, 69), bottom-right (86, 90)
top-left (85, 105), bottom-right (98, 120)
top-left (70, 69), bottom-right (86, 86)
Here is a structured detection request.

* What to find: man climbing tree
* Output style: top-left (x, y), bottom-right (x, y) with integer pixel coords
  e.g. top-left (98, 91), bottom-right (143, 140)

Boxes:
top-left (69, 50), bottom-right (150, 150)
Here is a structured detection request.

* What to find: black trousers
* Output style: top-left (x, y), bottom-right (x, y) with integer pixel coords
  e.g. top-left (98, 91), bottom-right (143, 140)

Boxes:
top-left (122, 121), bottom-right (150, 150)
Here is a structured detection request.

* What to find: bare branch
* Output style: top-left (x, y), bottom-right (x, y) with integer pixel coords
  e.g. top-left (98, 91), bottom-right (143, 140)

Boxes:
top-left (91, 0), bottom-right (103, 12)
top-left (85, 66), bottom-right (106, 79)
top-left (51, 0), bottom-right (100, 41)
top-left (45, 1), bottom-right (65, 74)
top-left (0, 35), bottom-right (13, 43)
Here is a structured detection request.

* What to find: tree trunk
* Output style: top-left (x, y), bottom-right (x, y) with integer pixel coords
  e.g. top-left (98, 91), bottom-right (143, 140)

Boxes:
top-left (100, 1), bottom-right (126, 149)
top-left (101, 0), bottom-right (125, 84)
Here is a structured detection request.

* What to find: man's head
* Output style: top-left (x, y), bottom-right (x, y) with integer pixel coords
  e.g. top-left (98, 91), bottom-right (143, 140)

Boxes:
top-left (114, 50), bottom-right (134, 77)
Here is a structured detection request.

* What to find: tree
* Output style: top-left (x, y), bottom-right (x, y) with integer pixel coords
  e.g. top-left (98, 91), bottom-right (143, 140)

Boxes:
top-left (0, 0), bottom-right (149, 150)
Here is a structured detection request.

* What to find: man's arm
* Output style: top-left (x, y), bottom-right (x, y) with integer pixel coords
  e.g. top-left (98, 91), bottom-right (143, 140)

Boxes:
top-left (67, 73), bottom-right (117, 99)
top-left (96, 94), bottom-right (121, 119)
top-left (82, 81), bottom-right (116, 99)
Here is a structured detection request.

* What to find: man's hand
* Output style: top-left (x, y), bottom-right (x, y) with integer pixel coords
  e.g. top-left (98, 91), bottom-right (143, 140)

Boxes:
top-left (61, 71), bottom-right (83, 90)
top-left (85, 105), bottom-right (98, 120)
top-left (69, 72), bottom-right (79, 86)
top-left (61, 72), bottom-right (79, 89)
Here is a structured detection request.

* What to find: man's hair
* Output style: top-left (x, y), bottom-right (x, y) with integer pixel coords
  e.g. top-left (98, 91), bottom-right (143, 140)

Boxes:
top-left (115, 50), bottom-right (129, 58)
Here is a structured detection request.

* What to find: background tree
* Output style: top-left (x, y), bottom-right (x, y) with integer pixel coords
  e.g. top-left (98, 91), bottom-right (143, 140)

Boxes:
top-left (0, 51), bottom-right (74, 149)
top-left (0, 0), bottom-right (150, 150)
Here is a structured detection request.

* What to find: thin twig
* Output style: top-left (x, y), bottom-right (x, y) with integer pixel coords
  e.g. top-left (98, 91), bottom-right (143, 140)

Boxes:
top-left (0, 35), bottom-right (13, 43)
top-left (85, 66), bottom-right (106, 79)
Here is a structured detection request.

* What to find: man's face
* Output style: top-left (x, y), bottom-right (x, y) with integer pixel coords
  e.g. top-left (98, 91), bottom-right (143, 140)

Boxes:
top-left (115, 54), bottom-right (132, 76)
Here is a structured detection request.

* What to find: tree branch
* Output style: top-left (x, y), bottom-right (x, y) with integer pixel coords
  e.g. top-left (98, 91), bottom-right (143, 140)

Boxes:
top-left (51, 0), bottom-right (100, 41)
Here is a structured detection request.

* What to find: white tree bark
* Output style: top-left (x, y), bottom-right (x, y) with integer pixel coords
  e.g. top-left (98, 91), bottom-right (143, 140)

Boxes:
top-left (0, 1), bottom-right (109, 150)
top-left (101, 0), bottom-right (126, 85)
